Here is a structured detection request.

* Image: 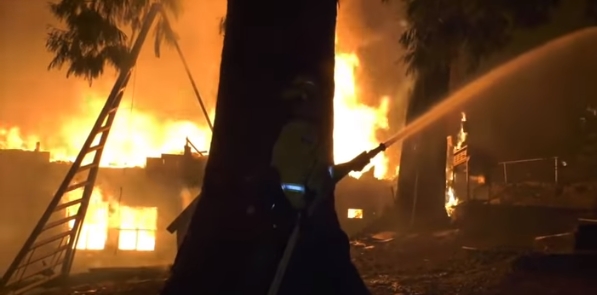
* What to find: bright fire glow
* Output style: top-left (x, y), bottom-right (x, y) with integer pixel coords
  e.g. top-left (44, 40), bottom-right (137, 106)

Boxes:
top-left (445, 186), bottom-right (458, 217)
top-left (455, 112), bottom-right (467, 150)
top-left (333, 53), bottom-right (391, 179)
top-left (0, 50), bottom-right (397, 256)
top-left (65, 187), bottom-right (158, 251)
top-left (0, 93), bottom-right (213, 168)
top-left (0, 54), bottom-right (394, 179)
top-left (118, 206), bottom-right (158, 251)
top-left (66, 189), bottom-right (109, 250)
top-left (347, 208), bottom-right (364, 219)
top-left (445, 112), bottom-right (468, 216)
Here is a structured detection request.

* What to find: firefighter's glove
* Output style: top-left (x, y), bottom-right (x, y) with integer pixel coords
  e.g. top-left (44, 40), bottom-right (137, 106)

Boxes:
top-left (306, 163), bottom-right (334, 200)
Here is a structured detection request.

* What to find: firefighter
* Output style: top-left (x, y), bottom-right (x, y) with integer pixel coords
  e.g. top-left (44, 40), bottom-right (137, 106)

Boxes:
top-left (262, 75), bottom-right (372, 295)
top-left (272, 76), bottom-right (375, 208)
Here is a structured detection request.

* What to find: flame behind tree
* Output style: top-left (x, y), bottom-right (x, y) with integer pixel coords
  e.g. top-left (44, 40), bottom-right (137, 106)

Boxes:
top-left (1, 0), bottom-right (397, 179)
top-left (0, 54), bottom-right (394, 177)
top-left (333, 53), bottom-right (391, 179)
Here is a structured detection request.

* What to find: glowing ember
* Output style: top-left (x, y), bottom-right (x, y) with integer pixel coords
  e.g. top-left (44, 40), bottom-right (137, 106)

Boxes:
top-left (65, 187), bottom-right (158, 251)
top-left (347, 208), bottom-right (364, 219)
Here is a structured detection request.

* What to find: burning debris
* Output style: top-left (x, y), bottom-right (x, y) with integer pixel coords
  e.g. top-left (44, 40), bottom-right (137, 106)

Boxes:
top-left (445, 112), bottom-right (468, 216)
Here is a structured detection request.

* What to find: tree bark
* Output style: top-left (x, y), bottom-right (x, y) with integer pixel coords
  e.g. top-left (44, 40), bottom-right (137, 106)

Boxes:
top-left (161, 0), bottom-right (339, 294)
top-left (396, 65), bottom-right (451, 228)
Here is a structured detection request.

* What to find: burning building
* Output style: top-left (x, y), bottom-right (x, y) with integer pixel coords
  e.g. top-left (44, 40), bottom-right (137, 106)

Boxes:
top-left (0, 4), bottom-right (408, 293)
top-left (0, 145), bottom-right (207, 274)
top-left (0, 46), bottom-right (400, 274)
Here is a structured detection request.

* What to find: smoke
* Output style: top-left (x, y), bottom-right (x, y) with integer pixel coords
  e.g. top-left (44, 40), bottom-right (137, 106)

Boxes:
top-left (180, 186), bottom-right (201, 210)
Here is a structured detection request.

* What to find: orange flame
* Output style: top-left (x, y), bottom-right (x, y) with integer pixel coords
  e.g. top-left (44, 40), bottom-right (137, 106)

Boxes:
top-left (1, 54), bottom-right (394, 178)
top-left (65, 187), bottom-right (158, 251)
top-left (333, 53), bottom-right (391, 179)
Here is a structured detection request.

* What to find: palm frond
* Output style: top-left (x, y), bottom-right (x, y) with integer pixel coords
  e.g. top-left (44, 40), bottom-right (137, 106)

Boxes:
top-left (154, 16), bottom-right (179, 58)
top-left (46, 0), bottom-right (183, 83)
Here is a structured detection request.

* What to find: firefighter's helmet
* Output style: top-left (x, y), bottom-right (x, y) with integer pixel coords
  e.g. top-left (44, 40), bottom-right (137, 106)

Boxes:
top-left (282, 76), bottom-right (320, 122)
top-left (282, 76), bottom-right (318, 102)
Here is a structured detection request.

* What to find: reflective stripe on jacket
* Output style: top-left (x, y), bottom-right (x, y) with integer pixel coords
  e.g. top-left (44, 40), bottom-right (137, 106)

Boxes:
top-left (271, 120), bottom-right (333, 209)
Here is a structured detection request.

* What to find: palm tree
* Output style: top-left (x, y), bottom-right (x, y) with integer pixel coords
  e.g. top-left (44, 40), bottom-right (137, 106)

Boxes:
top-left (45, 0), bottom-right (181, 83)
top-left (394, 0), bottom-right (560, 225)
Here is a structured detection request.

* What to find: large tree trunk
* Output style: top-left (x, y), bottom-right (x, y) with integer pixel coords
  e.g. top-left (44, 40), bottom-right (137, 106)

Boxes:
top-left (396, 65), bottom-right (451, 228)
top-left (161, 0), bottom-right (339, 294)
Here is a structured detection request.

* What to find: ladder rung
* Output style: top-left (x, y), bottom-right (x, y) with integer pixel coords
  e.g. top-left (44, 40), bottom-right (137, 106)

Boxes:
top-left (107, 107), bottom-right (118, 114)
top-left (65, 181), bottom-right (89, 192)
top-left (51, 257), bottom-right (65, 270)
top-left (11, 265), bottom-right (60, 293)
top-left (8, 272), bottom-right (59, 295)
top-left (42, 215), bottom-right (77, 231)
top-left (77, 163), bottom-right (98, 173)
top-left (54, 199), bottom-right (82, 212)
top-left (87, 145), bottom-right (103, 153)
top-left (31, 231), bottom-right (71, 250)
top-left (96, 125), bottom-right (111, 133)
top-left (16, 245), bottom-right (69, 271)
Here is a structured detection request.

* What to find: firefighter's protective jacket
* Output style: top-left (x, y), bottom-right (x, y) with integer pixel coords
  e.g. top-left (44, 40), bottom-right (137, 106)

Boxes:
top-left (271, 75), bottom-right (343, 209)
top-left (270, 119), bottom-right (333, 210)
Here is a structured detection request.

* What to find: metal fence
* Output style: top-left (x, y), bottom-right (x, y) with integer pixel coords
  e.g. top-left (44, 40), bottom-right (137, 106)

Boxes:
top-left (492, 157), bottom-right (559, 184)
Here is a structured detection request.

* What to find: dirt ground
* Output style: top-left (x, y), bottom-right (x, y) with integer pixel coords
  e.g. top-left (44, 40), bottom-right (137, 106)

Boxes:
top-left (30, 229), bottom-right (597, 295)
top-left (352, 230), bottom-right (597, 295)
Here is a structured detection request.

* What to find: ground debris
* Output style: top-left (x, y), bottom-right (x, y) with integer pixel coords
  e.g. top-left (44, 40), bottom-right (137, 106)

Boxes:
top-left (29, 267), bottom-right (169, 295)
top-left (32, 279), bottom-right (167, 295)
top-left (30, 229), bottom-right (597, 295)
top-left (350, 229), bottom-right (597, 295)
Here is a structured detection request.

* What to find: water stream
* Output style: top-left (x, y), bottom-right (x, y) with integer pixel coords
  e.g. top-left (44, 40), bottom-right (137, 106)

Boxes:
top-left (384, 27), bottom-right (597, 149)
